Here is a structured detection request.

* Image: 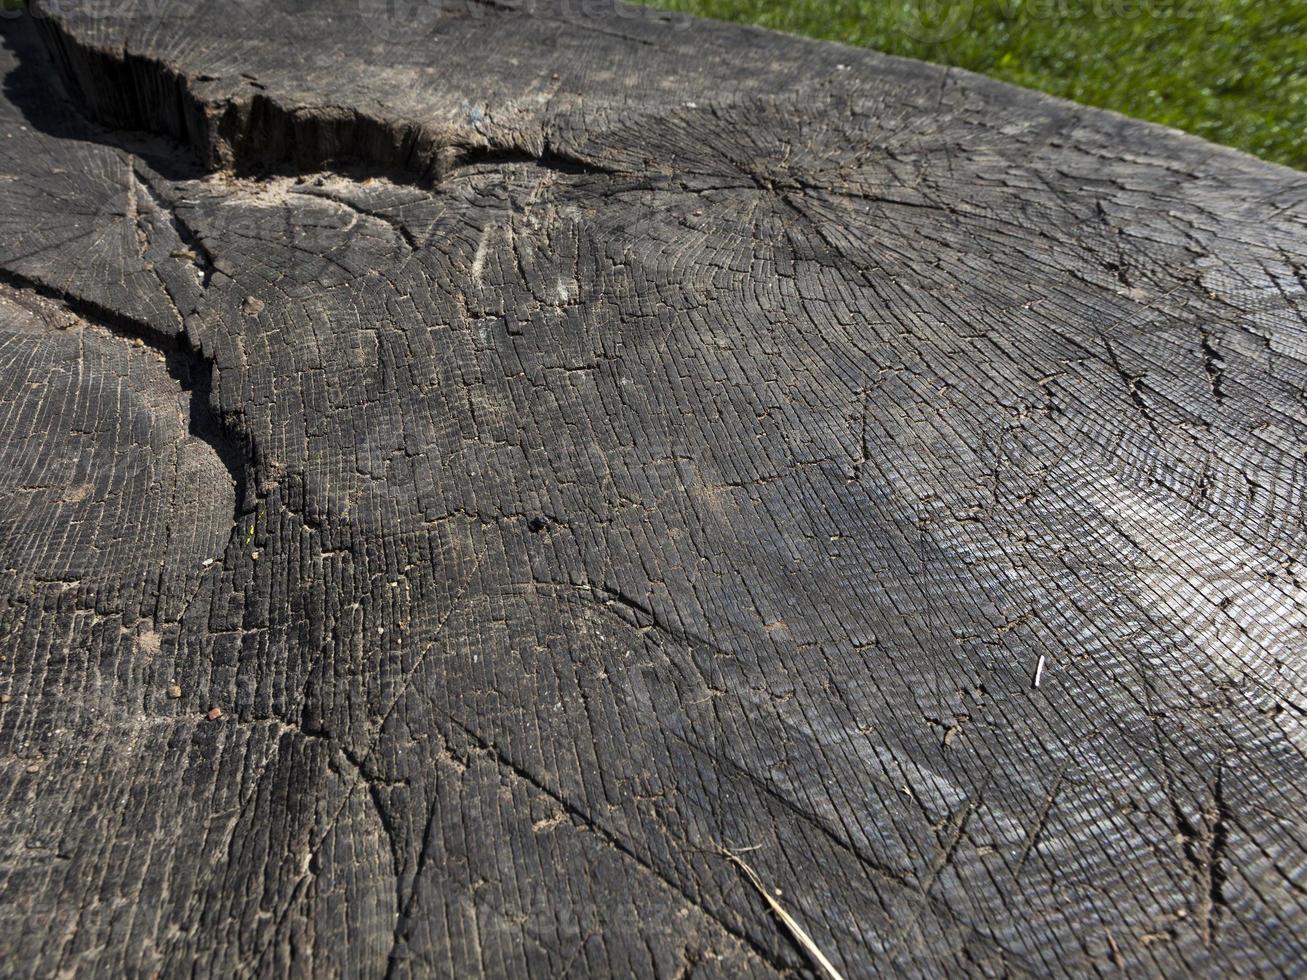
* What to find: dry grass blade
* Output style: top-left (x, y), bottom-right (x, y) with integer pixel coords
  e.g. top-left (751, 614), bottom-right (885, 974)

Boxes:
top-left (722, 848), bottom-right (847, 980)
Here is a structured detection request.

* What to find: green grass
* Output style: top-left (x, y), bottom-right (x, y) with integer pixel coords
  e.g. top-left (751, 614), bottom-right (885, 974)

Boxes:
top-left (638, 0), bottom-right (1307, 169)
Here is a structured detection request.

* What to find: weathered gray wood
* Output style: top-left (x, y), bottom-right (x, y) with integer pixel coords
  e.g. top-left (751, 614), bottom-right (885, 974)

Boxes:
top-left (0, 0), bottom-right (1304, 975)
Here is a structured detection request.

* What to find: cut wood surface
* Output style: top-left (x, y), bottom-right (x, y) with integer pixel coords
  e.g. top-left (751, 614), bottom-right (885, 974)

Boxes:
top-left (0, 0), bottom-right (1305, 975)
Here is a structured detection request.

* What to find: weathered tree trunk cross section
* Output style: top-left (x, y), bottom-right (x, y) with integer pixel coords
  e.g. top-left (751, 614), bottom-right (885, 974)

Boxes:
top-left (0, 0), bottom-right (1304, 975)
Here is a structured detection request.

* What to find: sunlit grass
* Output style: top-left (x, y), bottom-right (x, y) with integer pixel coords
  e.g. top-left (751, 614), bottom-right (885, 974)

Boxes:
top-left (639, 0), bottom-right (1307, 169)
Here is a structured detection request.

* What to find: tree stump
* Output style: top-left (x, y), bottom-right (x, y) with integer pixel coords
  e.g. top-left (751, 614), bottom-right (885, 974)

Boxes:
top-left (1, 1), bottom-right (1304, 975)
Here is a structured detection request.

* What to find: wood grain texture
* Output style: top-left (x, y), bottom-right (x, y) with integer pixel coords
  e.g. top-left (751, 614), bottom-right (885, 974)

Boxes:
top-left (0, 1), bottom-right (1304, 975)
